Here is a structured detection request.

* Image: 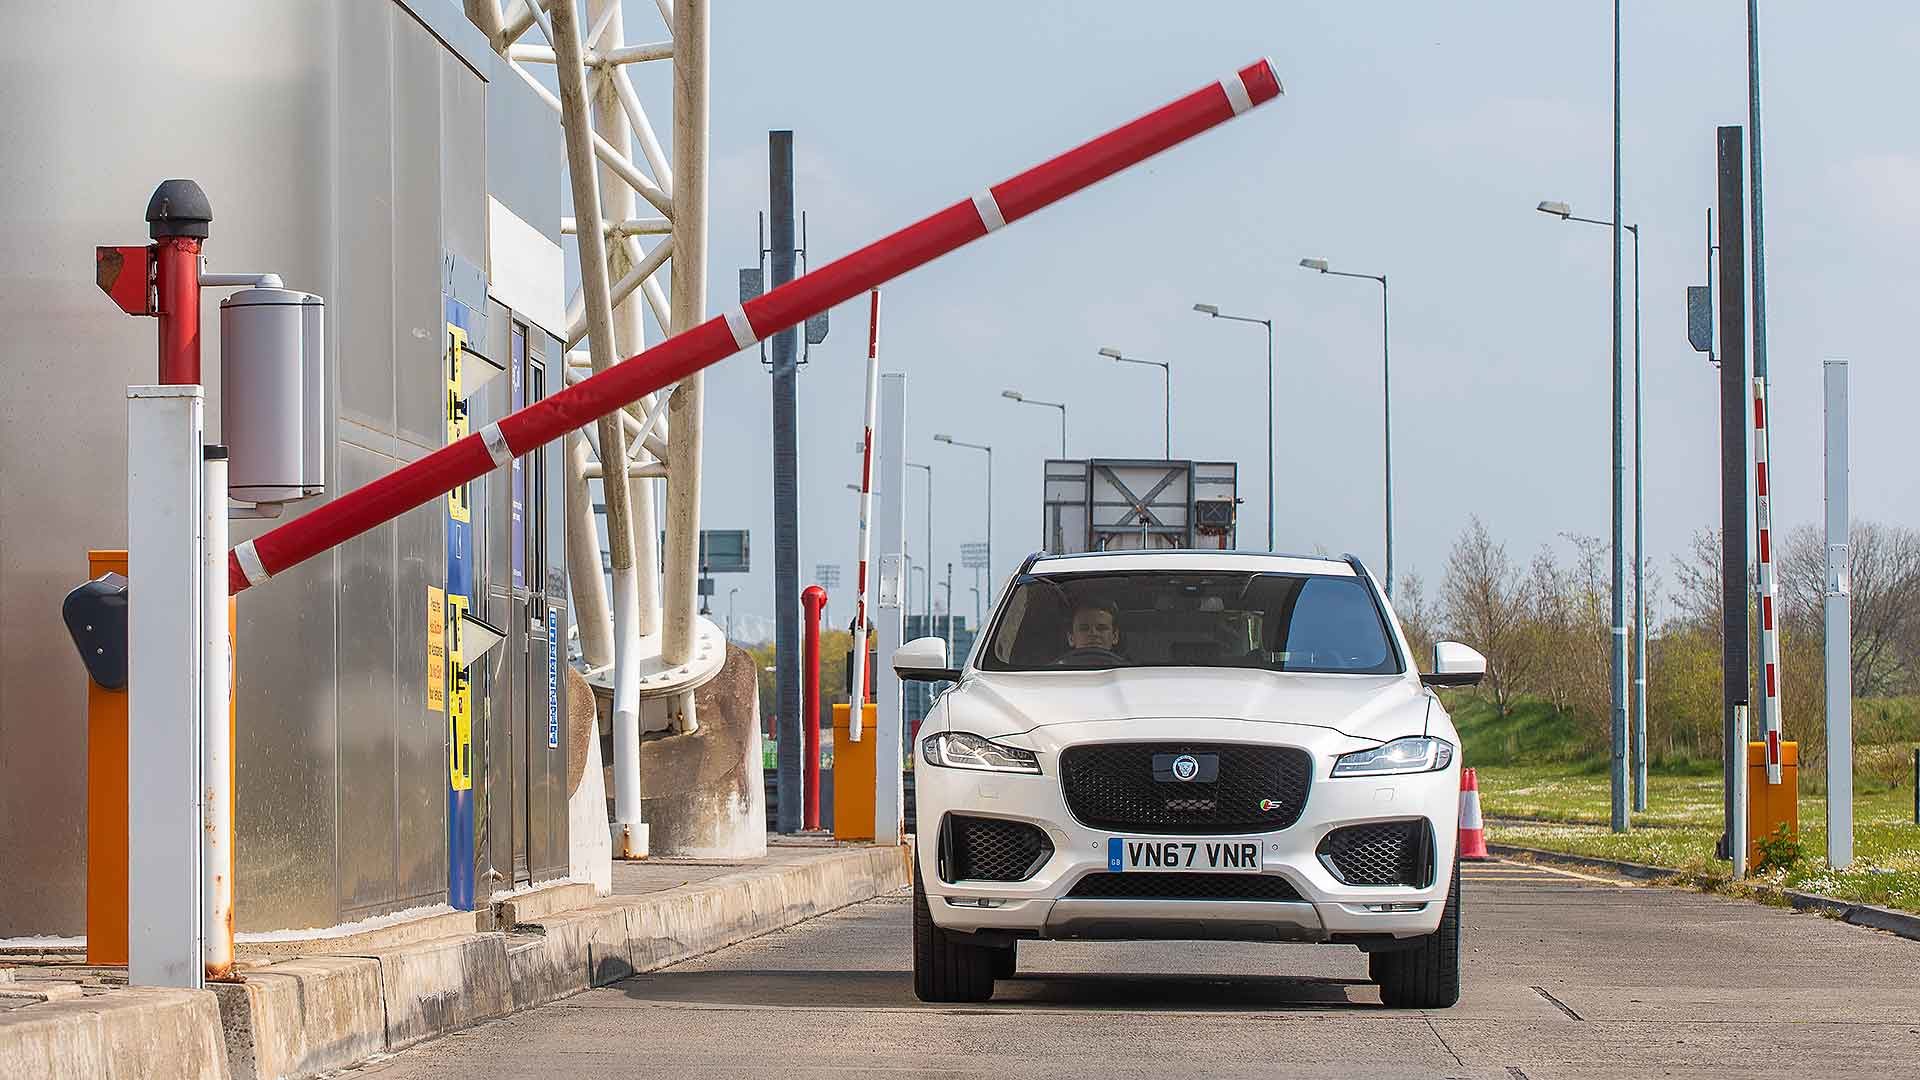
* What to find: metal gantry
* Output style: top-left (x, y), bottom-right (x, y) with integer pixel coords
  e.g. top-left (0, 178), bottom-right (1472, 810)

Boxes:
top-left (466, 0), bottom-right (716, 858)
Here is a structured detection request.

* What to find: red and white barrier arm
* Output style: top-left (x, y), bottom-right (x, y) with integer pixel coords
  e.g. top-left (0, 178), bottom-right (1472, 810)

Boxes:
top-left (1753, 378), bottom-right (1784, 784)
top-left (228, 61), bottom-right (1284, 595)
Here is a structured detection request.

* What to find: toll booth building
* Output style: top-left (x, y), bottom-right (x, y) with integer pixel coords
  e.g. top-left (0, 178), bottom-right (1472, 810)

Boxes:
top-left (0, 2), bottom-right (574, 937)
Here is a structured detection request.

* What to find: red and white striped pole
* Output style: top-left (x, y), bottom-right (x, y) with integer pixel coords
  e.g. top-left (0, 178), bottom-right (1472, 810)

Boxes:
top-left (225, 62), bottom-right (1284, 595)
top-left (1753, 377), bottom-right (1784, 784)
top-left (847, 289), bottom-right (881, 742)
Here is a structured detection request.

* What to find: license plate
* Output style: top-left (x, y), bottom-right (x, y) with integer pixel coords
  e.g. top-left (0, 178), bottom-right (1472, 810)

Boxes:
top-left (1107, 837), bottom-right (1264, 874)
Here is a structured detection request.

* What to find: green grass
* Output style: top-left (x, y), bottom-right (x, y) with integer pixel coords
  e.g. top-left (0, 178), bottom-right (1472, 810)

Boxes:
top-left (1475, 763), bottom-right (1920, 914)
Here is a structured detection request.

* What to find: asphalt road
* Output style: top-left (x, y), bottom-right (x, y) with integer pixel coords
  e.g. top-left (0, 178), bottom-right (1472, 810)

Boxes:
top-left (353, 859), bottom-right (1920, 1079)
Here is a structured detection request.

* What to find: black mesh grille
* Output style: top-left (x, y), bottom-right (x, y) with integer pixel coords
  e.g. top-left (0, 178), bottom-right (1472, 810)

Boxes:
top-left (1058, 742), bottom-right (1312, 834)
top-left (1317, 819), bottom-right (1432, 887)
top-left (1065, 872), bottom-right (1303, 901)
top-left (945, 815), bottom-right (1052, 882)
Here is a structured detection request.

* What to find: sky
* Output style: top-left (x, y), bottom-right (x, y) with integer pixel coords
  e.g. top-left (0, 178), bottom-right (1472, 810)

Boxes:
top-left (590, 1), bottom-right (1920, 638)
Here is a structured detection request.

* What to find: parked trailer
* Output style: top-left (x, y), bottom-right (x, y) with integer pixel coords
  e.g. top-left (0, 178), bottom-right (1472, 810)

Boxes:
top-left (1042, 458), bottom-right (1239, 552)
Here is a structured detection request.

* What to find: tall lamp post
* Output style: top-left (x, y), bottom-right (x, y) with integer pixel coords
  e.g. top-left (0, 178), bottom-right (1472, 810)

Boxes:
top-left (1537, 198), bottom-right (1645, 816)
top-left (1298, 257), bottom-right (1392, 598)
top-left (934, 434), bottom-right (993, 608)
top-left (1096, 347), bottom-right (1171, 457)
top-left (1001, 389), bottom-right (1068, 457)
top-left (907, 461), bottom-right (933, 631)
top-left (1194, 303), bottom-right (1274, 550)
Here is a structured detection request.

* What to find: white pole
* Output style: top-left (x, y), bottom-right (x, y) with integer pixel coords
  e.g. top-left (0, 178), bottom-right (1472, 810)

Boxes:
top-left (1733, 702), bottom-right (1749, 880)
top-left (202, 450), bottom-right (234, 981)
top-left (1823, 360), bottom-right (1853, 868)
top-left (875, 373), bottom-right (909, 843)
top-left (1752, 378), bottom-right (1784, 785)
top-left (127, 385), bottom-right (205, 989)
top-left (848, 289), bottom-right (881, 740)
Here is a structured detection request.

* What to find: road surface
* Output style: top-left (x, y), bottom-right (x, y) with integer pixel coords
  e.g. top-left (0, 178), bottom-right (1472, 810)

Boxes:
top-left (353, 858), bottom-right (1920, 1079)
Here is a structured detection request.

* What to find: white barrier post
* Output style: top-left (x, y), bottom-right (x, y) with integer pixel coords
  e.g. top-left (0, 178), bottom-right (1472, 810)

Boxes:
top-left (1823, 360), bottom-right (1852, 869)
top-left (202, 448), bottom-right (235, 980)
top-left (874, 373), bottom-right (908, 843)
top-left (127, 385), bottom-right (207, 988)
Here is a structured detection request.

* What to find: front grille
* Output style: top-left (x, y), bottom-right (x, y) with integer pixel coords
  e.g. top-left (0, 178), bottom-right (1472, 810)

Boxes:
top-left (1317, 819), bottom-right (1432, 887)
top-left (1058, 742), bottom-right (1312, 834)
top-left (943, 815), bottom-right (1052, 882)
top-left (1065, 872), bottom-right (1303, 901)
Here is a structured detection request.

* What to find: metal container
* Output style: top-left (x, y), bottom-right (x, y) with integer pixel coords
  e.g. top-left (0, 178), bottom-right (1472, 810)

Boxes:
top-left (221, 288), bottom-right (322, 503)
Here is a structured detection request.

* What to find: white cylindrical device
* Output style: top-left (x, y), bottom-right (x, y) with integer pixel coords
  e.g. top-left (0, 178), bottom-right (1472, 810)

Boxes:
top-left (220, 287), bottom-right (322, 504)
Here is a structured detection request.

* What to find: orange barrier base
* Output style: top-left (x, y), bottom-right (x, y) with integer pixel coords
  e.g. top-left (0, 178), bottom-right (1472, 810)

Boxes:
top-left (86, 550), bottom-right (129, 965)
top-left (1746, 740), bottom-right (1799, 869)
top-left (831, 703), bottom-right (877, 841)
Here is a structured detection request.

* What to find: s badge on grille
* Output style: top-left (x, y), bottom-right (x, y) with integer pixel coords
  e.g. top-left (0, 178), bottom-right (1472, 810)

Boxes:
top-left (1259, 799), bottom-right (1284, 812)
top-left (1171, 754), bottom-right (1200, 782)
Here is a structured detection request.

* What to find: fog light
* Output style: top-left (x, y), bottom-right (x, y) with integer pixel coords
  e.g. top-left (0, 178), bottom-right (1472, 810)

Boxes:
top-left (1364, 902), bottom-right (1426, 913)
top-left (944, 897), bottom-right (1007, 909)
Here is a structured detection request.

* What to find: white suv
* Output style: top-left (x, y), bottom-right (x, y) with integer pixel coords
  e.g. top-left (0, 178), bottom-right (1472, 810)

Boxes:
top-left (895, 550), bottom-right (1485, 1006)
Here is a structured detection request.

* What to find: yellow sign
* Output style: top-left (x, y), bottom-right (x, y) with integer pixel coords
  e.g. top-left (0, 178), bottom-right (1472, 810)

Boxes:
top-left (445, 323), bottom-right (471, 524)
top-left (426, 586), bottom-right (446, 712)
top-left (446, 593), bottom-right (472, 791)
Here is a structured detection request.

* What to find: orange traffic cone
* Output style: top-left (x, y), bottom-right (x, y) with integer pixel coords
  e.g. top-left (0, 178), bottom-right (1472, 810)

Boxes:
top-left (1457, 766), bottom-right (1491, 861)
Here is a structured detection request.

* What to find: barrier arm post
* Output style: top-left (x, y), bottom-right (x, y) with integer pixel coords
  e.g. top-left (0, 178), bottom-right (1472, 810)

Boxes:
top-left (226, 62), bottom-right (1285, 596)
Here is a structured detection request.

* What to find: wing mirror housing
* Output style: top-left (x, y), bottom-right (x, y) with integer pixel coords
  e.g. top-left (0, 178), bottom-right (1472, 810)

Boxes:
top-left (893, 635), bottom-right (960, 683)
top-left (1421, 641), bottom-right (1487, 688)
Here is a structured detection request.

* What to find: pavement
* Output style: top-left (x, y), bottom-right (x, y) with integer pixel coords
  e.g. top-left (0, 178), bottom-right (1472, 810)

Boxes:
top-left (0, 839), bottom-right (909, 1080)
top-left (345, 858), bottom-right (1920, 1080)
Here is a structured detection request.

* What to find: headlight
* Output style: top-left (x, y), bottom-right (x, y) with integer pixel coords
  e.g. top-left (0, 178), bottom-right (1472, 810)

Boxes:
top-left (1331, 736), bottom-right (1454, 778)
top-left (921, 732), bottom-right (1041, 775)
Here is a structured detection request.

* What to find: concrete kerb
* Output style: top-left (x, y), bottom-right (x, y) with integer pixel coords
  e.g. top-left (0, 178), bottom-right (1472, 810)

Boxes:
top-left (1489, 841), bottom-right (1920, 942)
top-left (205, 842), bottom-right (909, 1079)
top-left (0, 987), bottom-right (227, 1080)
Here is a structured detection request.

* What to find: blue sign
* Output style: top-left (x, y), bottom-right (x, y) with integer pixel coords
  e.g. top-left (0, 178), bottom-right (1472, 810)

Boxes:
top-left (546, 609), bottom-right (560, 749)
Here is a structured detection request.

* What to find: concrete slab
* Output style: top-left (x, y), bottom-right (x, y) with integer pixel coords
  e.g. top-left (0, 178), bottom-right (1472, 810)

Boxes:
top-left (363, 934), bottom-right (512, 1052)
top-left (214, 956), bottom-right (383, 1080)
top-left (0, 987), bottom-right (226, 1080)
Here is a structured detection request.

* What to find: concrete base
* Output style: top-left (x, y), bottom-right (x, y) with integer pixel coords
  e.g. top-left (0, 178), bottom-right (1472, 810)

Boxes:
top-left (565, 667), bottom-right (613, 893)
top-left (627, 644), bottom-right (767, 859)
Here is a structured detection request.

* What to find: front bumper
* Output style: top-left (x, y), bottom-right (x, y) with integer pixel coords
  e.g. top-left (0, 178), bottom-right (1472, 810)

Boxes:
top-left (916, 718), bottom-right (1459, 943)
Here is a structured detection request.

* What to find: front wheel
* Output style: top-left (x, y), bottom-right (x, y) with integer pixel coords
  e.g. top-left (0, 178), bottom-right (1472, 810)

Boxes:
top-left (912, 859), bottom-right (996, 1003)
top-left (1370, 857), bottom-right (1461, 1009)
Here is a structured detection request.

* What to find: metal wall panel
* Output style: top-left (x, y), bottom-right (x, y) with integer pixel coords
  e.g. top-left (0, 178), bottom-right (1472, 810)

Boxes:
top-left (393, 15), bottom-right (447, 452)
top-left (478, 588), bottom-right (517, 892)
top-left (334, 1), bottom-right (397, 433)
top-left (392, 482), bottom-right (446, 909)
top-left (441, 57), bottom-right (488, 275)
top-left (535, 331), bottom-right (570, 880)
top-left (486, 54), bottom-right (563, 246)
top-left (333, 441), bottom-right (401, 915)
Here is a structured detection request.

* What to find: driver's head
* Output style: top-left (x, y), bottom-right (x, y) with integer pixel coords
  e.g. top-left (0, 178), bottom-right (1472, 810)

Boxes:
top-left (1066, 600), bottom-right (1119, 651)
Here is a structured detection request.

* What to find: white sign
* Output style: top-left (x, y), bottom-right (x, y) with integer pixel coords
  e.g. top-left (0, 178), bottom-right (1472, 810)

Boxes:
top-left (877, 553), bottom-right (905, 609)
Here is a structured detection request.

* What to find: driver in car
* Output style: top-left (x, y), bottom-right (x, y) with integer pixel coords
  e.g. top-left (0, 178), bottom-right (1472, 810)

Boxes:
top-left (1058, 600), bottom-right (1124, 664)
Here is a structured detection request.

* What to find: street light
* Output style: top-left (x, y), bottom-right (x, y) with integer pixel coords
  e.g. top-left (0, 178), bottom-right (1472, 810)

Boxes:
top-left (1298, 257), bottom-right (1393, 597)
top-left (1097, 346), bottom-right (1171, 457)
top-left (725, 587), bottom-right (740, 642)
top-left (1001, 389), bottom-right (1068, 457)
top-left (1194, 302), bottom-right (1274, 551)
top-left (1537, 196), bottom-right (1644, 817)
top-left (934, 434), bottom-right (993, 608)
top-left (907, 461), bottom-right (934, 632)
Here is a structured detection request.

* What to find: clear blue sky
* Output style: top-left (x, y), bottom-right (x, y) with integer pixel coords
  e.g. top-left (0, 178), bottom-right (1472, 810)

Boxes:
top-left (596, 1), bottom-right (1920, 634)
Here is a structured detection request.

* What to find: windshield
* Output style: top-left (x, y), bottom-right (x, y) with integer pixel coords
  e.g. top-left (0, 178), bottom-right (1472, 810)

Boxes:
top-left (977, 570), bottom-right (1402, 675)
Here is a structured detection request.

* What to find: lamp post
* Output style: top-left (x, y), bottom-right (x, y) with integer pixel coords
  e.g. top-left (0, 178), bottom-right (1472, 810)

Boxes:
top-left (1537, 198), bottom-right (1643, 819)
top-left (907, 461), bottom-right (933, 631)
top-left (1097, 347), bottom-right (1171, 457)
top-left (1298, 257), bottom-right (1392, 598)
top-left (725, 587), bottom-right (739, 642)
top-left (1194, 303), bottom-right (1274, 550)
top-left (1001, 389), bottom-right (1068, 457)
top-left (934, 434), bottom-right (992, 608)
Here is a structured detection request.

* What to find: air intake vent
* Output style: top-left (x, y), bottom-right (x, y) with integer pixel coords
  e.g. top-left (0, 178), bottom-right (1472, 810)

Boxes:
top-left (1317, 819), bottom-right (1432, 887)
top-left (1059, 742), bottom-right (1312, 834)
top-left (942, 815), bottom-right (1052, 883)
top-left (1065, 872), bottom-right (1303, 901)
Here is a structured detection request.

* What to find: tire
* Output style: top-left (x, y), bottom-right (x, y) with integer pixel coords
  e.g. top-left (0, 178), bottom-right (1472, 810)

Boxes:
top-left (991, 941), bottom-right (1018, 980)
top-left (912, 860), bottom-right (996, 1002)
top-left (1371, 857), bottom-right (1461, 1009)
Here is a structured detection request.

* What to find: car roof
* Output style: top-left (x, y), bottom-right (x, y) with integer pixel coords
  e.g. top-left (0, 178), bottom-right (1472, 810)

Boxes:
top-left (1026, 550), bottom-right (1357, 577)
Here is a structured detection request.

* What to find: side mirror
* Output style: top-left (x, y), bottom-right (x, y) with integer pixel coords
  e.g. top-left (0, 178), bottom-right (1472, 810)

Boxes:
top-left (893, 635), bottom-right (960, 683)
top-left (1421, 641), bottom-right (1486, 688)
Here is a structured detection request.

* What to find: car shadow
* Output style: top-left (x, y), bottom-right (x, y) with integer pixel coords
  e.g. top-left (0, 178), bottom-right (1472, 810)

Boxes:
top-left (617, 968), bottom-right (1379, 1012)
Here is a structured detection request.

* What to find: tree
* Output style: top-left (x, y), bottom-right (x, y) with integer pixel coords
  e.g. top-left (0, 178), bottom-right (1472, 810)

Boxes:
top-left (1440, 517), bottom-right (1530, 717)
top-left (1394, 571), bottom-right (1438, 668)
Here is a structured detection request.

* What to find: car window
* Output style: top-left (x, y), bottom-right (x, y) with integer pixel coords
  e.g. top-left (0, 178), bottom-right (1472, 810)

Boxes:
top-left (978, 570), bottom-right (1402, 674)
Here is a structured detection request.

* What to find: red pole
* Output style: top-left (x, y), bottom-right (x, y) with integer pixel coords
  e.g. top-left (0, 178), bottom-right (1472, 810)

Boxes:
top-left (145, 180), bottom-right (212, 385)
top-left (227, 61), bottom-right (1283, 595)
top-left (800, 585), bottom-right (827, 831)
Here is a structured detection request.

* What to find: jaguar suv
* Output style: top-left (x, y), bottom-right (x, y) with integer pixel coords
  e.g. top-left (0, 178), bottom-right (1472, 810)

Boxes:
top-left (893, 550), bottom-right (1486, 1006)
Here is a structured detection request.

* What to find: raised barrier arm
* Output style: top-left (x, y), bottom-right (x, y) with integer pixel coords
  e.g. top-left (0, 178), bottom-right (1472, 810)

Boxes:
top-left (229, 60), bottom-right (1283, 594)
